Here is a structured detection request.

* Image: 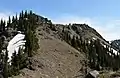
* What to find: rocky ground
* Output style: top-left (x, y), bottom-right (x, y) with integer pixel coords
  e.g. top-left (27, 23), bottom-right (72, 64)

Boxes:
top-left (10, 26), bottom-right (88, 78)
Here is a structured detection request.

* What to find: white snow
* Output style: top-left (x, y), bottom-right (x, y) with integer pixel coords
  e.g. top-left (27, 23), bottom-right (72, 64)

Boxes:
top-left (101, 43), bottom-right (106, 48)
top-left (101, 42), bottom-right (119, 56)
top-left (116, 43), bottom-right (119, 45)
top-left (109, 52), bottom-right (112, 56)
top-left (89, 70), bottom-right (99, 78)
top-left (79, 27), bottom-right (82, 30)
top-left (92, 37), bottom-right (96, 40)
top-left (88, 40), bottom-right (91, 44)
top-left (112, 48), bottom-right (118, 55)
top-left (7, 33), bottom-right (26, 62)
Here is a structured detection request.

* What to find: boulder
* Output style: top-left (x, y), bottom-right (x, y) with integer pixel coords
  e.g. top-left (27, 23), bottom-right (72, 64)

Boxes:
top-left (85, 70), bottom-right (99, 78)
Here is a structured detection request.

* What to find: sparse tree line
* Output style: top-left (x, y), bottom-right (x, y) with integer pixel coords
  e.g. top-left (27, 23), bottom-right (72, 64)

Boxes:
top-left (61, 24), bottom-right (120, 72)
top-left (0, 10), bottom-right (39, 77)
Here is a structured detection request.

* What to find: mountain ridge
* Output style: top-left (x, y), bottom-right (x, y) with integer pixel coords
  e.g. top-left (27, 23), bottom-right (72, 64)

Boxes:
top-left (0, 11), bottom-right (119, 78)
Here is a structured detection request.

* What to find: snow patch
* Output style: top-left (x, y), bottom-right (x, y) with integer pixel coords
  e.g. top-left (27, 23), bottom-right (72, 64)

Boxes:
top-left (92, 37), bottom-right (96, 40)
top-left (88, 40), bottom-right (91, 44)
top-left (116, 43), bottom-right (119, 45)
top-left (7, 33), bottom-right (26, 62)
top-left (79, 27), bottom-right (82, 30)
top-left (112, 48), bottom-right (118, 55)
top-left (101, 43), bottom-right (106, 48)
top-left (109, 52), bottom-right (112, 56)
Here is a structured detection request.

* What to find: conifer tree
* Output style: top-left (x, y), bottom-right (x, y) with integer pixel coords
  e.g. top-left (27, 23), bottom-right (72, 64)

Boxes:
top-left (3, 20), bottom-right (6, 31)
top-left (14, 14), bottom-right (18, 30)
top-left (12, 16), bottom-right (15, 23)
top-left (24, 10), bottom-right (28, 18)
top-left (30, 10), bottom-right (33, 15)
top-left (21, 10), bottom-right (24, 19)
top-left (71, 35), bottom-right (77, 48)
top-left (1, 19), bottom-right (3, 32)
top-left (3, 49), bottom-right (8, 78)
top-left (0, 39), bottom-right (3, 72)
top-left (15, 14), bottom-right (18, 21)
top-left (7, 16), bottom-right (11, 29)
top-left (68, 34), bottom-right (71, 45)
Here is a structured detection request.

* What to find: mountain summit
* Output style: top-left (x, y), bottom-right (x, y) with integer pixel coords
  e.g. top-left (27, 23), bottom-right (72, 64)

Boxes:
top-left (0, 10), bottom-right (119, 78)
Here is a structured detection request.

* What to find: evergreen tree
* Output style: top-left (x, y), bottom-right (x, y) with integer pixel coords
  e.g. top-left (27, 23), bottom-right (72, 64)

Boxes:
top-left (24, 10), bottom-right (28, 18)
top-left (71, 35), bottom-right (77, 48)
top-left (0, 39), bottom-right (3, 74)
top-left (68, 34), bottom-right (71, 45)
top-left (3, 20), bottom-right (6, 31)
top-left (1, 19), bottom-right (3, 32)
top-left (14, 14), bottom-right (18, 30)
top-left (11, 51), bottom-right (19, 75)
top-left (15, 14), bottom-right (18, 21)
top-left (12, 16), bottom-right (15, 23)
top-left (3, 49), bottom-right (8, 78)
top-left (12, 16), bottom-right (16, 30)
top-left (30, 10), bottom-right (33, 15)
top-left (7, 16), bottom-right (11, 29)
top-left (21, 10), bottom-right (24, 19)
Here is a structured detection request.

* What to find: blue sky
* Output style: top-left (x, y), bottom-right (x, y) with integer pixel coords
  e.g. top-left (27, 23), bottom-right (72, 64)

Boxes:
top-left (0, 0), bottom-right (120, 40)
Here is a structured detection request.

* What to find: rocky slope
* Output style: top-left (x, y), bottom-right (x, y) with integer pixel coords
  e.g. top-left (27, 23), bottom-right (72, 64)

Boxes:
top-left (12, 24), bottom-right (88, 78)
top-left (10, 14), bottom-right (120, 78)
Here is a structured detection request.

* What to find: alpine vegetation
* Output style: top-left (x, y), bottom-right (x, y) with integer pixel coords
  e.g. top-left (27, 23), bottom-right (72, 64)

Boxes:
top-left (0, 10), bottom-right (39, 77)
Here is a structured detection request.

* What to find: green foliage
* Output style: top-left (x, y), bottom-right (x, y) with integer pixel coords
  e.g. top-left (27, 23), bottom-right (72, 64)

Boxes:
top-left (71, 35), bottom-right (77, 48)
top-left (0, 10), bottom-right (40, 77)
top-left (3, 49), bottom-right (8, 78)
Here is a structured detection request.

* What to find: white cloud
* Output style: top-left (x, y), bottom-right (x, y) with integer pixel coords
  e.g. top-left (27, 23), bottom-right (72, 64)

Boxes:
top-left (52, 15), bottom-right (92, 25)
top-left (91, 20), bottom-right (120, 41)
top-left (0, 11), bottom-right (14, 21)
top-left (51, 15), bottom-right (120, 41)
